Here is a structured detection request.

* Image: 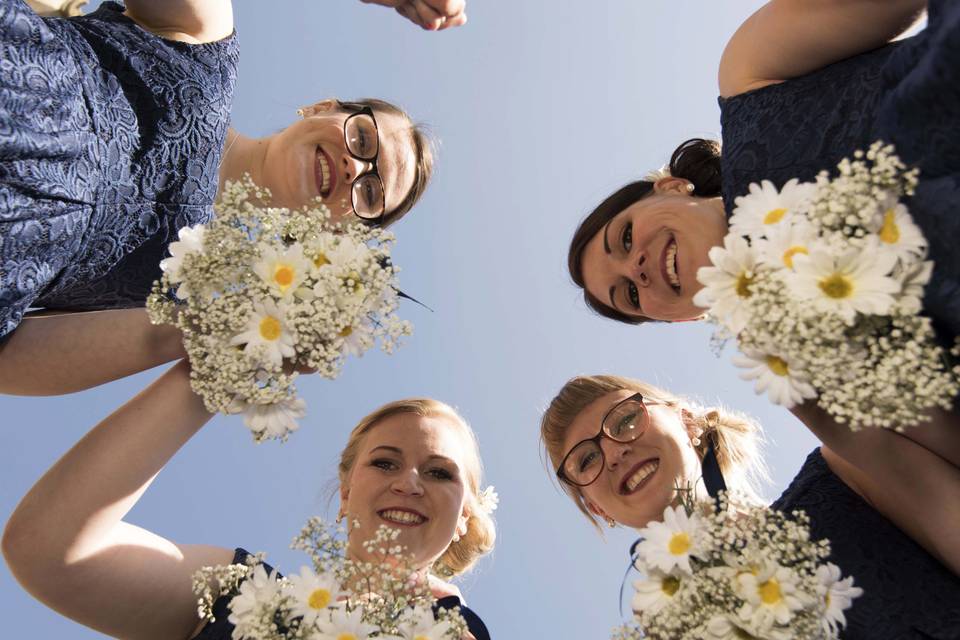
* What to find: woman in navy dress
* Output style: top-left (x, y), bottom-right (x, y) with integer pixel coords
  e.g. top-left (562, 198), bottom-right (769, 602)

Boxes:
top-left (540, 375), bottom-right (960, 639)
top-left (0, 0), bottom-right (467, 397)
top-left (2, 361), bottom-right (494, 639)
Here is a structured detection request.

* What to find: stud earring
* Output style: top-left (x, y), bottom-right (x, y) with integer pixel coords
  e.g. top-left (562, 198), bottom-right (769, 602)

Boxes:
top-left (690, 428), bottom-right (703, 447)
top-left (685, 183), bottom-right (695, 193)
top-left (604, 515), bottom-right (616, 528)
top-left (296, 108), bottom-right (305, 117)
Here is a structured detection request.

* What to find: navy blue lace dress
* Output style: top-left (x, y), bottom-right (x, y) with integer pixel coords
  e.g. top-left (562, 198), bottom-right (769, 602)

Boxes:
top-left (0, 0), bottom-right (238, 338)
top-left (719, 0), bottom-right (960, 342)
top-left (771, 449), bottom-right (960, 639)
top-left (193, 549), bottom-right (492, 640)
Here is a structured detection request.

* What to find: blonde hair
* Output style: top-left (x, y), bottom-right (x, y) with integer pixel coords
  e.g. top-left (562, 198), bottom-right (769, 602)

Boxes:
top-left (338, 398), bottom-right (495, 576)
top-left (540, 375), bottom-right (768, 531)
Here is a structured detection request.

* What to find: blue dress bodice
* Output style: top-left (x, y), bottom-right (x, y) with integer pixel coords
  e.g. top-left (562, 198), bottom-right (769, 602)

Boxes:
top-left (719, 0), bottom-right (960, 342)
top-left (0, 0), bottom-right (238, 337)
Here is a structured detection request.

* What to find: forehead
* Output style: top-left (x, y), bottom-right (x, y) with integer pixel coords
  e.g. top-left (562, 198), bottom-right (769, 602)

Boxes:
top-left (581, 224), bottom-right (613, 306)
top-left (362, 413), bottom-right (469, 467)
top-left (561, 389), bottom-right (636, 452)
top-left (371, 109), bottom-right (418, 214)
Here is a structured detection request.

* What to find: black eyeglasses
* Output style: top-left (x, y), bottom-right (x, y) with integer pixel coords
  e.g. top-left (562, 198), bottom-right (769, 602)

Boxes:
top-left (338, 102), bottom-right (387, 223)
top-left (556, 393), bottom-right (663, 487)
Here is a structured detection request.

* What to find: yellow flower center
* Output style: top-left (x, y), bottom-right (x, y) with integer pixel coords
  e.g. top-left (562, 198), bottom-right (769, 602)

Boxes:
top-left (339, 326), bottom-right (353, 338)
top-left (782, 245), bottom-right (808, 269)
top-left (668, 532), bottom-right (691, 556)
top-left (258, 316), bottom-right (282, 341)
top-left (273, 264), bottom-right (295, 290)
top-left (765, 356), bottom-right (789, 377)
top-left (337, 635), bottom-right (358, 640)
top-left (661, 575), bottom-right (681, 596)
top-left (879, 208), bottom-right (900, 244)
top-left (308, 587), bottom-right (332, 609)
top-left (763, 208), bottom-right (788, 225)
top-left (414, 636), bottom-right (430, 640)
top-left (758, 578), bottom-right (783, 605)
top-left (735, 272), bottom-right (754, 298)
top-left (818, 274), bottom-right (853, 299)
top-left (314, 252), bottom-right (331, 267)
top-left (343, 271), bottom-right (364, 294)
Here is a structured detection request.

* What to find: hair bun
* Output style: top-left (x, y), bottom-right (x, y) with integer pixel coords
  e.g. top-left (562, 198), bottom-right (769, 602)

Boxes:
top-left (669, 138), bottom-right (722, 197)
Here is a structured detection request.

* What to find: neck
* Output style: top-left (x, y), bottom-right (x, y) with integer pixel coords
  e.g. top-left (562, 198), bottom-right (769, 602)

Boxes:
top-left (217, 128), bottom-right (269, 198)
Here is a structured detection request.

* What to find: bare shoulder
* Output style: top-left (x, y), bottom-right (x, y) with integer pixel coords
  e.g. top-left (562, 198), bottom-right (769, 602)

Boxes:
top-left (122, 0), bottom-right (234, 45)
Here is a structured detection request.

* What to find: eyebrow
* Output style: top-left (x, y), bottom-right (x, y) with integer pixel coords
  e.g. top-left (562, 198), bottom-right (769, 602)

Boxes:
top-left (602, 217), bottom-right (614, 254)
top-left (368, 445), bottom-right (457, 466)
top-left (608, 285), bottom-right (620, 313)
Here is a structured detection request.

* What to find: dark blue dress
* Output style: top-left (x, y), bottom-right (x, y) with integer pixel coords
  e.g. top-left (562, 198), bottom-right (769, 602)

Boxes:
top-left (719, 0), bottom-right (960, 342)
top-left (0, 0), bottom-right (238, 338)
top-left (771, 449), bottom-right (960, 639)
top-left (193, 548), bottom-right (492, 640)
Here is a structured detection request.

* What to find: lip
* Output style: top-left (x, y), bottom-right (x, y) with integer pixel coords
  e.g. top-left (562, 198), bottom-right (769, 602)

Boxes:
top-left (659, 235), bottom-right (680, 295)
top-left (313, 146), bottom-right (337, 198)
top-left (619, 458), bottom-right (659, 495)
top-left (377, 507), bottom-right (429, 528)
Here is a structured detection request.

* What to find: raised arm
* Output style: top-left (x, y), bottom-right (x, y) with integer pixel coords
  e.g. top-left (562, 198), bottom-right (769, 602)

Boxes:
top-left (719, 0), bottom-right (926, 97)
top-left (793, 404), bottom-right (960, 575)
top-left (122, 0), bottom-right (233, 44)
top-left (360, 0), bottom-right (467, 31)
top-left (1, 360), bottom-right (234, 640)
top-left (0, 308), bottom-right (185, 396)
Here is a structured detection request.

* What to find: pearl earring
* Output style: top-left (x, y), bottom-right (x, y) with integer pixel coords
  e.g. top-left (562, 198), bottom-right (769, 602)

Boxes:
top-left (685, 183), bottom-right (695, 193)
top-left (691, 429), bottom-right (703, 447)
top-left (296, 108), bottom-right (305, 117)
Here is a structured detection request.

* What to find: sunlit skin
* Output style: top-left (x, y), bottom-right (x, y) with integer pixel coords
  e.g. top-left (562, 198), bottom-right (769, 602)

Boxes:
top-left (580, 178), bottom-right (728, 322)
top-left (561, 389), bottom-right (703, 529)
top-left (340, 414), bottom-right (471, 569)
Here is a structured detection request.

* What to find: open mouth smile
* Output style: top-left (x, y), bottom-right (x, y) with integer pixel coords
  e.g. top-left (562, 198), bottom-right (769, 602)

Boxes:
top-left (660, 236), bottom-right (681, 294)
top-left (314, 146), bottom-right (336, 198)
top-left (620, 458), bottom-right (659, 495)
top-left (377, 508), bottom-right (428, 527)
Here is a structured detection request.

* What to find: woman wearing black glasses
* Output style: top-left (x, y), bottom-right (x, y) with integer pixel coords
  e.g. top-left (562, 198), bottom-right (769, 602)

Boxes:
top-left (540, 375), bottom-right (960, 638)
top-left (0, 0), bottom-right (463, 397)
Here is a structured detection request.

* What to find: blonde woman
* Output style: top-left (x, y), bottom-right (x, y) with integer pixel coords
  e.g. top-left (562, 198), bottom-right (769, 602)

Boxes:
top-left (540, 375), bottom-right (960, 638)
top-left (2, 360), bottom-right (494, 639)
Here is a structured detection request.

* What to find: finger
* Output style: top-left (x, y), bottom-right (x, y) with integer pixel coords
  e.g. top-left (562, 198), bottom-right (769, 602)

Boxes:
top-left (360, 0), bottom-right (407, 7)
top-left (395, 3), bottom-right (419, 25)
top-left (423, 0), bottom-right (465, 18)
top-left (437, 10), bottom-right (466, 30)
top-left (409, 0), bottom-right (445, 30)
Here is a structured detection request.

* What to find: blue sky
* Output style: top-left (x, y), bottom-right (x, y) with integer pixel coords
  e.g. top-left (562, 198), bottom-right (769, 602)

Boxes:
top-left (0, 1), bottom-right (837, 637)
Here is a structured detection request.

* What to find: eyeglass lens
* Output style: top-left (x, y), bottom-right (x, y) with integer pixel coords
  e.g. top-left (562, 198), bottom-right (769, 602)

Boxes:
top-left (344, 113), bottom-right (385, 219)
top-left (561, 398), bottom-right (648, 486)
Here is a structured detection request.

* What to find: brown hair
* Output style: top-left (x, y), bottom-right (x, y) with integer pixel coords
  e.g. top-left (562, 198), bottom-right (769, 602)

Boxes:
top-left (349, 99), bottom-right (435, 227)
top-left (568, 138), bottom-right (723, 324)
top-left (338, 398), bottom-right (495, 576)
top-left (540, 375), bottom-right (767, 531)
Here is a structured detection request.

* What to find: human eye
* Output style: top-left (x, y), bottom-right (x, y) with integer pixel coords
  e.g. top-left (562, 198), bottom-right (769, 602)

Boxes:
top-left (621, 222), bottom-right (633, 253)
top-left (626, 281), bottom-right (640, 309)
top-left (427, 466), bottom-right (455, 481)
top-left (577, 449), bottom-right (601, 473)
top-left (371, 458), bottom-right (398, 471)
top-left (611, 412), bottom-right (638, 437)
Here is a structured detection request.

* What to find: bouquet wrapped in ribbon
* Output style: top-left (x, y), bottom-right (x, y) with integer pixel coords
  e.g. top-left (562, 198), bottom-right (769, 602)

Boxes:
top-left (147, 177), bottom-right (411, 442)
top-left (192, 518), bottom-right (468, 640)
top-left (694, 142), bottom-right (959, 430)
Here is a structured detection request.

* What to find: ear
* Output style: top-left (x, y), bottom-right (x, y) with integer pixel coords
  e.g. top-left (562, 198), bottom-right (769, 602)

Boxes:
top-left (338, 484), bottom-right (350, 516)
top-left (652, 176), bottom-right (693, 196)
top-left (584, 499), bottom-right (607, 520)
top-left (456, 504), bottom-right (471, 538)
top-left (298, 99), bottom-right (338, 118)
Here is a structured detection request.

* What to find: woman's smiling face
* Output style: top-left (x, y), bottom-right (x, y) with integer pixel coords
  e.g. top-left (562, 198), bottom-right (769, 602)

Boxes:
top-left (579, 181), bottom-right (728, 322)
top-left (341, 413), bottom-right (470, 569)
top-left (561, 389), bottom-right (702, 529)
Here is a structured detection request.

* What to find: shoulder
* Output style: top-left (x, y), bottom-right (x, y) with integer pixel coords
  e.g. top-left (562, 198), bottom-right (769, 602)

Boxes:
top-left (121, 1), bottom-right (234, 45)
top-left (435, 596), bottom-right (492, 640)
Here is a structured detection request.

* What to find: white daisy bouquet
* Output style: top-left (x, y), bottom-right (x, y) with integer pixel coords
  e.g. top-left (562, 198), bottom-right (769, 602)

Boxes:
top-left (694, 142), bottom-right (959, 430)
top-left (613, 493), bottom-right (862, 640)
top-left (147, 177), bottom-right (412, 442)
top-left (192, 518), bottom-right (468, 640)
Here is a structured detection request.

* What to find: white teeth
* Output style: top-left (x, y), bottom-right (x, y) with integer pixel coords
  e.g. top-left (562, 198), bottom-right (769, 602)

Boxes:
top-left (625, 460), bottom-right (659, 492)
top-left (379, 509), bottom-right (425, 525)
top-left (665, 240), bottom-right (680, 288)
top-left (317, 150), bottom-right (331, 193)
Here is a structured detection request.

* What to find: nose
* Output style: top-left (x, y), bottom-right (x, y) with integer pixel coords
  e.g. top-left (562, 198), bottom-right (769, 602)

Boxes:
top-left (627, 252), bottom-right (652, 287)
top-left (601, 437), bottom-right (632, 471)
top-left (341, 153), bottom-right (372, 184)
top-left (390, 470), bottom-right (425, 496)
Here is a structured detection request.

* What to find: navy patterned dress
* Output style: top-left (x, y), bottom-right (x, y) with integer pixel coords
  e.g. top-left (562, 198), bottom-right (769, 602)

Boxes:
top-left (0, 0), bottom-right (238, 338)
top-left (193, 549), bottom-right (492, 640)
top-left (719, 0), bottom-right (960, 342)
top-left (771, 450), bottom-right (960, 639)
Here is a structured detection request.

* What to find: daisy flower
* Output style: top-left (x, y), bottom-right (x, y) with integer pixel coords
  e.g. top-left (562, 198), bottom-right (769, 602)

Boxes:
top-left (816, 563), bottom-right (862, 638)
top-left (729, 179), bottom-right (816, 240)
top-left (286, 566), bottom-right (343, 627)
top-left (315, 604), bottom-right (377, 640)
top-left (733, 348), bottom-right (817, 408)
top-left (159, 224), bottom-right (206, 299)
top-left (336, 320), bottom-right (375, 358)
top-left (254, 243), bottom-right (312, 299)
top-left (694, 235), bottom-right (761, 334)
top-left (228, 396), bottom-right (307, 442)
top-left (635, 506), bottom-right (707, 576)
top-left (736, 560), bottom-right (809, 631)
top-left (394, 604), bottom-right (452, 640)
top-left (631, 570), bottom-right (683, 616)
top-left (230, 300), bottom-right (297, 368)
top-left (873, 203), bottom-right (927, 264)
top-left (788, 241), bottom-right (900, 323)
top-left (895, 260), bottom-right (933, 316)
top-left (227, 564), bottom-right (281, 635)
top-left (754, 219), bottom-right (818, 271)
top-left (703, 614), bottom-right (791, 640)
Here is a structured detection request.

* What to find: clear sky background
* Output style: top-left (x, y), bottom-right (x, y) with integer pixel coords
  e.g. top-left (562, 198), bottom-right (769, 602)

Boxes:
top-left (0, 1), bottom-right (838, 638)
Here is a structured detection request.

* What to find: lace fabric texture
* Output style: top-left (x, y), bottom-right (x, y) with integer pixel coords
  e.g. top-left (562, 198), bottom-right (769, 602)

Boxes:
top-left (0, 0), bottom-right (239, 337)
top-left (772, 450), bottom-right (960, 639)
top-left (719, 0), bottom-right (960, 343)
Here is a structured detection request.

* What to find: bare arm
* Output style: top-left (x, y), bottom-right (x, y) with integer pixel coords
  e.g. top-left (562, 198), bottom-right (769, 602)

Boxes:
top-left (719, 0), bottom-right (926, 97)
top-left (1, 361), bottom-right (234, 640)
top-left (0, 308), bottom-right (185, 396)
top-left (122, 0), bottom-right (233, 44)
top-left (794, 404), bottom-right (960, 575)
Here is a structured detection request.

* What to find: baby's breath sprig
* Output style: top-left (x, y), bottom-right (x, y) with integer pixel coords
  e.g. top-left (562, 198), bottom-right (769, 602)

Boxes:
top-left (148, 176), bottom-right (413, 442)
top-left (695, 142), bottom-right (958, 431)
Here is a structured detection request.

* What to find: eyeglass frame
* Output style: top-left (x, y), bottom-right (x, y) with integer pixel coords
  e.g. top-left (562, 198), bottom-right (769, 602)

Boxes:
top-left (337, 101), bottom-right (387, 224)
top-left (555, 392), bottom-right (666, 488)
